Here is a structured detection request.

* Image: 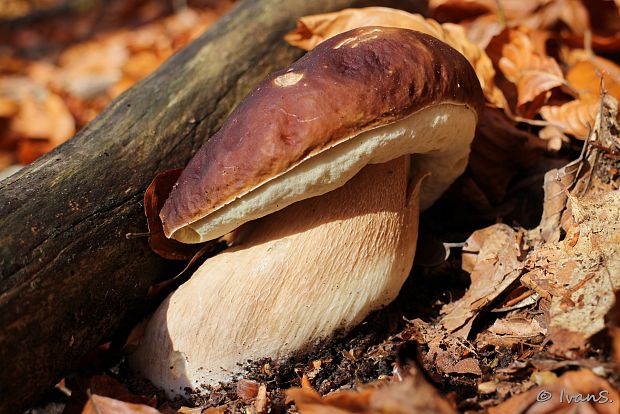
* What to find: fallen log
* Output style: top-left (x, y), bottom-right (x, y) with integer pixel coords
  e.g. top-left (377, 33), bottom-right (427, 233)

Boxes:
top-left (0, 0), bottom-right (424, 411)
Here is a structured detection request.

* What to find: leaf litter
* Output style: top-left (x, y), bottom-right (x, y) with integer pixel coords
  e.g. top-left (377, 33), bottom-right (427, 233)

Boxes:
top-left (12, 0), bottom-right (620, 413)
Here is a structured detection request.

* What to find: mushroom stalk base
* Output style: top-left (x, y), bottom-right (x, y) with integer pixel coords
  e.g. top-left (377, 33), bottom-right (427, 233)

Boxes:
top-left (131, 157), bottom-right (422, 396)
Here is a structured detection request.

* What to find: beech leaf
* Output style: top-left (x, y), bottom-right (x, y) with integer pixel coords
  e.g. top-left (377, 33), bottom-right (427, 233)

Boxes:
top-left (498, 29), bottom-right (567, 116)
top-left (144, 168), bottom-right (210, 260)
top-left (284, 7), bottom-right (506, 109)
top-left (82, 394), bottom-right (160, 414)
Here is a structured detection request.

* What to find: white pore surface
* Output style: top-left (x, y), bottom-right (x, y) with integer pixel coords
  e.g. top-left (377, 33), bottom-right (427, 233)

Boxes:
top-left (131, 158), bottom-right (422, 397)
top-left (172, 103), bottom-right (477, 243)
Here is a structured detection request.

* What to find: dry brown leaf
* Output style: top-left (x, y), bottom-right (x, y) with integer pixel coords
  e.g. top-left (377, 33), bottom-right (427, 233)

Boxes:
top-left (237, 379), bottom-right (259, 402)
top-left (463, 14), bottom-right (504, 49)
top-left (286, 369), bottom-right (456, 414)
top-left (405, 319), bottom-right (482, 377)
top-left (538, 125), bottom-right (567, 151)
top-left (82, 394), bottom-right (160, 414)
top-left (177, 407), bottom-right (206, 414)
top-left (563, 31), bottom-right (620, 53)
top-left (255, 384), bottom-right (269, 414)
top-left (523, 190), bottom-right (620, 353)
top-left (519, 0), bottom-right (589, 34)
top-left (429, 0), bottom-right (589, 33)
top-left (284, 7), bottom-right (506, 109)
top-left (540, 97), bottom-right (600, 140)
top-left (608, 291), bottom-right (620, 365)
top-left (0, 3), bottom-right (232, 170)
top-left (202, 406), bottom-right (227, 414)
top-left (143, 168), bottom-right (211, 260)
top-left (441, 224), bottom-right (525, 336)
top-left (549, 192), bottom-right (620, 352)
top-left (57, 37), bottom-right (129, 100)
top-left (448, 358), bottom-right (482, 375)
top-left (488, 370), bottom-right (620, 414)
top-left (565, 52), bottom-right (620, 100)
top-left (487, 317), bottom-right (547, 338)
top-left (498, 29), bottom-right (567, 116)
top-left (429, 0), bottom-right (496, 22)
top-left (5, 78), bottom-right (75, 144)
top-left (532, 158), bottom-right (582, 243)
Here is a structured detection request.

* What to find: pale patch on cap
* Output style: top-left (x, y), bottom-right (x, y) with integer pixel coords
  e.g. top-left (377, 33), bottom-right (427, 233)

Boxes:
top-left (274, 72), bottom-right (303, 87)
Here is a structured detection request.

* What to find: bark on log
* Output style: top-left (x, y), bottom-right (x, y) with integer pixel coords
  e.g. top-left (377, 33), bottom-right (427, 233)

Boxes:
top-left (0, 0), bottom-right (424, 411)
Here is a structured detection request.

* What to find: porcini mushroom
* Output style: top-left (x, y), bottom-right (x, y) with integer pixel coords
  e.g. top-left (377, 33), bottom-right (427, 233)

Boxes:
top-left (131, 27), bottom-right (484, 396)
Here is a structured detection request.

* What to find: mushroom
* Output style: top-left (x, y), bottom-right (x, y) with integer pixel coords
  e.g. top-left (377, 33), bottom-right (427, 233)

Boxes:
top-left (131, 27), bottom-right (483, 396)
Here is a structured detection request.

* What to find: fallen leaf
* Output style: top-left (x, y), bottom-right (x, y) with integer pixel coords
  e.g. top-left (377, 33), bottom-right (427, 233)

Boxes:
top-left (286, 368), bottom-right (456, 414)
top-left (177, 407), bottom-right (204, 414)
top-left (488, 370), bottom-right (620, 414)
top-left (284, 7), bottom-right (505, 109)
top-left (498, 29), bottom-right (567, 116)
top-left (429, 0), bottom-right (589, 33)
top-left (547, 191), bottom-right (620, 353)
top-left (428, 0), bottom-right (496, 23)
top-left (531, 157), bottom-right (582, 243)
top-left (463, 14), bottom-right (504, 49)
top-left (539, 96), bottom-right (600, 140)
top-left (144, 168), bottom-right (210, 260)
top-left (563, 31), bottom-right (620, 53)
top-left (255, 384), bottom-right (269, 414)
top-left (487, 317), bottom-right (547, 338)
top-left (565, 52), bottom-right (620, 100)
top-left (608, 291), bottom-right (620, 365)
top-left (57, 37), bottom-right (129, 100)
top-left (202, 407), bottom-right (227, 414)
top-left (237, 379), bottom-right (259, 402)
top-left (441, 224), bottom-right (525, 336)
top-left (9, 83), bottom-right (75, 159)
top-left (82, 394), bottom-right (159, 414)
top-left (449, 358), bottom-right (483, 375)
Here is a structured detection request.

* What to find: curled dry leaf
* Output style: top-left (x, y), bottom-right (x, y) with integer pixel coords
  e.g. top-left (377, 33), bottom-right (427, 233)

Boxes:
top-left (65, 373), bottom-right (157, 413)
top-left (1, 77), bottom-right (76, 163)
top-left (532, 157), bottom-right (582, 243)
top-left (487, 317), bottom-right (547, 339)
top-left (428, 0), bottom-right (496, 22)
top-left (539, 50), bottom-right (620, 142)
top-left (565, 51), bottom-right (620, 100)
top-left (498, 29), bottom-right (567, 116)
top-left (202, 407), bottom-right (227, 414)
top-left (608, 291), bottom-right (620, 365)
top-left (563, 31), bottom-right (620, 53)
top-left (236, 379), bottom-right (259, 402)
top-left (523, 191), bottom-right (620, 354)
top-left (82, 394), bottom-right (160, 414)
top-left (539, 97), bottom-right (599, 140)
top-left (143, 168), bottom-right (211, 260)
top-left (488, 370), bottom-right (620, 414)
top-left (56, 38), bottom-right (129, 100)
top-left (284, 7), bottom-right (505, 109)
top-left (429, 0), bottom-right (589, 34)
top-left (441, 224), bottom-right (525, 337)
top-left (462, 14), bottom-right (504, 49)
top-left (286, 369), bottom-right (456, 414)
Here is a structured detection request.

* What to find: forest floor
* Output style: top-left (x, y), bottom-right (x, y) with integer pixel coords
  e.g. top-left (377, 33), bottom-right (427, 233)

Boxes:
top-left (3, 1), bottom-right (619, 413)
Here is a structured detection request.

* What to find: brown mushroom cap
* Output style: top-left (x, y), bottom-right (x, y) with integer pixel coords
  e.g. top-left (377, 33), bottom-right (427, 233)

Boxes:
top-left (161, 26), bottom-right (484, 243)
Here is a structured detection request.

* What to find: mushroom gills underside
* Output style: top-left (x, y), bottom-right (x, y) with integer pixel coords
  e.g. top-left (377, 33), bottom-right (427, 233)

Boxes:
top-left (172, 102), bottom-right (476, 243)
top-left (131, 156), bottom-right (424, 397)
